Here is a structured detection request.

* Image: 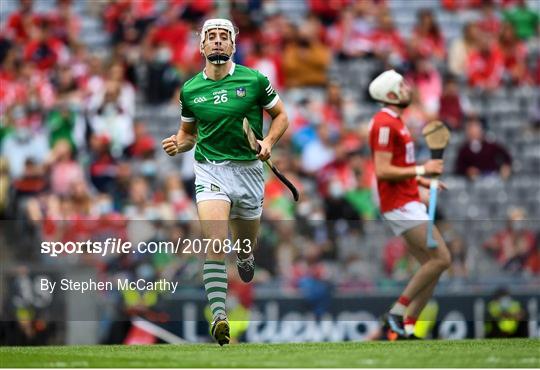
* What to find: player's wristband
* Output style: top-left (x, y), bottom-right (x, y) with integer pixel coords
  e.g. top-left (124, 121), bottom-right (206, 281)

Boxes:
top-left (415, 165), bottom-right (426, 176)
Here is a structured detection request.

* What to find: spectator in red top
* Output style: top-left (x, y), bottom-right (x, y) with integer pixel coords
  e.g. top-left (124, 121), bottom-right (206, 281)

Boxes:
top-left (483, 207), bottom-right (537, 274)
top-left (0, 46), bottom-right (18, 109)
top-left (23, 19), bottom-right (67, 71)
top-left (309, 0), bottom-right (351, 25)
top-left (172, 0), bottom-right (213, 22)
top-left (326, 8), bottom-right (353, 57)
top-left (124, 122), bottom-right (155, 159)
top-left (499, 22), bottom-right (530, 85)
top-left (320, 82), bottom-right (344, 131)
top-left (475, 0), bottom-right (502, 35)
top-left (6, 0), bottom-right (40, 43)
top-left (15, 62), bottom-right (56, 110)
top-left (410, 9), bottom-right (446, 61)
top-left (145, 10), bottom-right (190, 67)
top-left (103, 0), bottom-right (131, 37)
top-left (439, 76), bottom-right (467, 130)
top-left (441, 0), bottom-right (483, 11)
top-left (109, 0), bottom-right (157, 47)
top-left (47, 0), bottom-right (81, 46)
top-left (326, 5), bottom-right (375, 59)
top-left (131, 0), bottom-right (158, 31)
top-left (466, 33), bottom-right (504, 90)
top-left (317, 144), bottom-right (357, 201)
top-left (371, 11), bottom-right (406, 64)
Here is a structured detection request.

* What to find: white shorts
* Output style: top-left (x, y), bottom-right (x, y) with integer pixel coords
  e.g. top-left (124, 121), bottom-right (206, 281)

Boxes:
top-left (382, 201), bottom-right (429, 236)
top-left (194, 160), bottom-right (264, 220)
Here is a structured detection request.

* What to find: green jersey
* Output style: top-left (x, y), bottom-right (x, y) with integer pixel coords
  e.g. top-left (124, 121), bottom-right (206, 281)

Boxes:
top-left (179, 63), bottom-right (279, 162)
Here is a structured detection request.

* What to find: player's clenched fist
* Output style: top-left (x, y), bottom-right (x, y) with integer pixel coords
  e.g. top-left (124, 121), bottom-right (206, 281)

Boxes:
top-left (162, 135), bottom-right (179, 156)
top-left (256, 139), bottom-right (272, 161)
top-left (424, 159), bottom-right (444, 176)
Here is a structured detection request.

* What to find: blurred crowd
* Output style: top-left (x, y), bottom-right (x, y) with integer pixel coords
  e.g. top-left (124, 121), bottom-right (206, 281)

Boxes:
top-left (1, 0), bottom-right (539, 300)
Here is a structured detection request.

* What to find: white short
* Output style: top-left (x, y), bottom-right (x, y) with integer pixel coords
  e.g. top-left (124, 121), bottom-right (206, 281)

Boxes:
top-left (382, 201), bottom-right (429, 236)
top-left (194, 160), bottom-right (264, 220)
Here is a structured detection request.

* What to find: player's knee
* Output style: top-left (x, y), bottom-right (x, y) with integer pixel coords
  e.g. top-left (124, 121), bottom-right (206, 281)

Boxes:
top-left (441, 256), bottom-right (452, 271)
top-left (435, 252), bottom-right (451, 272)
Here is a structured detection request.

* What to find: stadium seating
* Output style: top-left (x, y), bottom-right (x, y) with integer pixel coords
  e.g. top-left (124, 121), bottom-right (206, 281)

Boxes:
top-left (1, 0), bottom-right (538, 288)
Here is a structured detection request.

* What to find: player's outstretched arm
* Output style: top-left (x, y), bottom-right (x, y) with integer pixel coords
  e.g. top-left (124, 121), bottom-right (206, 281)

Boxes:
top-left (162, 121), bottom-right (197, 157)
top-left (374, 151), bottom-right (444, 181)
top-left (258, 100), bottom-right (289, 161)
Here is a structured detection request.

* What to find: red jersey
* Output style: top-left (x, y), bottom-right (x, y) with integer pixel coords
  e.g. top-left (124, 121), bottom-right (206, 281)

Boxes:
top-left (369, 108), bottom-right (420, 212)
top-left (467, 45), bottom-right (504, 89)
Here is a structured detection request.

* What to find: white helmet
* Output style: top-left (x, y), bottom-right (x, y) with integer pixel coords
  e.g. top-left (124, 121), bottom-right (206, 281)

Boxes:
top-left (368, 69), bottom-right (405, 105)
top-left (200, 18), bottom-right (238, 65)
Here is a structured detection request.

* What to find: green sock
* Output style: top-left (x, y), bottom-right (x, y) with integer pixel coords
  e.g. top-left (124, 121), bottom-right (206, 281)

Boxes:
top-left (203, 260), bottom-right (228, 321)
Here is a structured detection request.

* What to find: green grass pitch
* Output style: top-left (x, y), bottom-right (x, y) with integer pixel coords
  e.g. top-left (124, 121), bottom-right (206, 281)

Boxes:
top-left (1, 339), bottom-right (539, 368)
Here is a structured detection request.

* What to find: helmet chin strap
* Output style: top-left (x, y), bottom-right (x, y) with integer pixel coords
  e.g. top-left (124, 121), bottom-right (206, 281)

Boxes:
top-left (396, 100), bottom-right (411, 109)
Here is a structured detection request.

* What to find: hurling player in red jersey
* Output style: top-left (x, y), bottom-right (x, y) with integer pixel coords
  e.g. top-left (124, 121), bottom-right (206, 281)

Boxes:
top-left (368, 70), bottom-right (451, 339)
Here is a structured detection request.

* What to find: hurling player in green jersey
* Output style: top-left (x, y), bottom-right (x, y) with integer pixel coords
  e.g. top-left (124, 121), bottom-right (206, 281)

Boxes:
top-left (162, 18), bottom-right (289, 346)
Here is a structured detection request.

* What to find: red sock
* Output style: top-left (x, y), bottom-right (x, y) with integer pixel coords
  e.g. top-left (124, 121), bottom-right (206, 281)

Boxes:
top-left (398, 295), bottom-right (411, 307)
top-left (404, 316), bottom-right (417, 326)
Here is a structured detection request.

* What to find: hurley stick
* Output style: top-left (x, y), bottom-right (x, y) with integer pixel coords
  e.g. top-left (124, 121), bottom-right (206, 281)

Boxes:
top-left (242, 118), bottom-right (299, 201)
top-left (422, 120), bottom-right (451, 248)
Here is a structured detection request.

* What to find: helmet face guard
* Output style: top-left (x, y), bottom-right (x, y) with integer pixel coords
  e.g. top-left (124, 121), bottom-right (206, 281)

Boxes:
top-left (368, 69), bottom-right (409, 106)
top-left (200, 19), bottom-right (238, 65)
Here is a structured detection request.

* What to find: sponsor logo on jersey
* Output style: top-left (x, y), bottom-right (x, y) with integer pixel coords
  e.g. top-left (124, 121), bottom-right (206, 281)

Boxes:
top-left (236, 87), bottom-right (246, 97)
top-left (211, 184), bottom-right (221, 192)
top-left (212, 89), bottom-right (227, 95)
top-left (194, 96), bottom-right (207, 103)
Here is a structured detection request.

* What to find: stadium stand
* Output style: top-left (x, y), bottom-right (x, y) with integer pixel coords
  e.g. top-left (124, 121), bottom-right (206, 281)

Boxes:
top-left (1, 0), bottom-right (539, 344)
